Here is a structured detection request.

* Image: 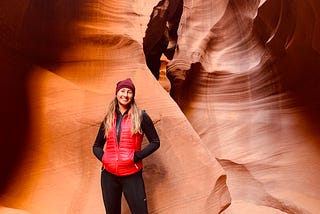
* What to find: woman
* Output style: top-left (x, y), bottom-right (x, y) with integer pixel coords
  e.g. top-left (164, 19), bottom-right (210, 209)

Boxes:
top-left (93, 78), bottom-right (160, 214)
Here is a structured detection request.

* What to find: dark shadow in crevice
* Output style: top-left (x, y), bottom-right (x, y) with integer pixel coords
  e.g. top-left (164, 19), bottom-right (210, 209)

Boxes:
top-left (143, 0), bottom-right (183, 80)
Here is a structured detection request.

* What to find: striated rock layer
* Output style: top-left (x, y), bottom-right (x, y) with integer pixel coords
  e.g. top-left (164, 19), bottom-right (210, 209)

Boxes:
top-left (0, 0), bottom-right (229, 213)
top-left (167, 0), bottom-right (320, 213)
top-left (0, 0), bottom-right (320, 214)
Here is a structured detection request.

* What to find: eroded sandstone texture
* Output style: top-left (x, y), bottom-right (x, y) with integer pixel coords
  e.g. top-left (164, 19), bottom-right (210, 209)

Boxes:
top-left (0, 0), bottom-right (319, 214)
top-left (167, 0), bottom-right (320, 213)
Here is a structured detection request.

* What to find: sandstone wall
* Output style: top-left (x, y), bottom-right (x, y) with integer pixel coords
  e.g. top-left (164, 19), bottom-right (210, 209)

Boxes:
top-left (0, 0), bottom-right (319, 213)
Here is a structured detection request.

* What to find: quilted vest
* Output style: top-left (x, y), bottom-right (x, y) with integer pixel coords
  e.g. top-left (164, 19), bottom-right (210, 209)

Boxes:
top-left (102, 113), bottom-right (143, 176)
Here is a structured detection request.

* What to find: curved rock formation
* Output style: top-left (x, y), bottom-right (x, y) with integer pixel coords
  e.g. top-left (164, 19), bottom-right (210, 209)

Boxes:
top-left (0, 0), bottom-right (320, 213)
top-left (0, 0), bottom-right (229, 213)
top-left (167, 0), bottom-right (320, 213)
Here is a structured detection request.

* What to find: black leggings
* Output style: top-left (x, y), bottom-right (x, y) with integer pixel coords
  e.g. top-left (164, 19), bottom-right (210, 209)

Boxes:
top-left (101, 169), bottom-right (148, 214)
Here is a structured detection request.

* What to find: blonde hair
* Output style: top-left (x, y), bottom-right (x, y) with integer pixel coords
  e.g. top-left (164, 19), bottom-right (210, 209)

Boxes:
top-left (104, 97), bottom-right (142, 137)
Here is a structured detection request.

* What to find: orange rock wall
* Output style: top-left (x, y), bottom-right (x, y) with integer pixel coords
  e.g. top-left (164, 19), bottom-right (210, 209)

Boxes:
top-left (0, 0), bottom-right (319, 213)
top-left (168, 0), bottom-right (320, 213)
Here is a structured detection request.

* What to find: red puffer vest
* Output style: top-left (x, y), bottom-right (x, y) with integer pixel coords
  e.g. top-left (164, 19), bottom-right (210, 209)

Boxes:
top-left (102, 113), bottom-right (143, 176)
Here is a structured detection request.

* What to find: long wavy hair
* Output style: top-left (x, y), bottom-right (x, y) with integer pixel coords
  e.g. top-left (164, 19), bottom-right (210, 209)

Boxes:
top-left (104, 97), bottom-right (142, 137)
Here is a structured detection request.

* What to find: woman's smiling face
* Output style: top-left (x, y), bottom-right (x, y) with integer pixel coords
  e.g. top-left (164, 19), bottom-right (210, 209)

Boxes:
top-left (116, 87), bottom-right (134, 108)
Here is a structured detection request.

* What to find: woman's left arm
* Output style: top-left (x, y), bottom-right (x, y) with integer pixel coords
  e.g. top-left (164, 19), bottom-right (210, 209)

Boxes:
top-left (134, 111), bottom-right (160, 163)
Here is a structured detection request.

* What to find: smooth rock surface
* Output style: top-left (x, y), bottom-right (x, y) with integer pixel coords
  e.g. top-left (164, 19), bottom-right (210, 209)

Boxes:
top-left (0, 0), bottom-right (229, 213)
top-left (167, 0), bottom-right (320, 213)
top-left (1, 0), bottom-right (320, 213)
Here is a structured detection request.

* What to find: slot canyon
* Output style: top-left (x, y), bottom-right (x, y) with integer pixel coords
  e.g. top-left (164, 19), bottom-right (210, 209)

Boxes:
top-left (0, 0), bottom-right (320, 213)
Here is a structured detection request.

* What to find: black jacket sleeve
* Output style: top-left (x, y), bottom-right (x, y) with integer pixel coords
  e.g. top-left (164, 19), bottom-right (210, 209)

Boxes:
top-left (92, 122), bottom-right (106, 162)
top-left (134, 111), bottom-right (160, 163)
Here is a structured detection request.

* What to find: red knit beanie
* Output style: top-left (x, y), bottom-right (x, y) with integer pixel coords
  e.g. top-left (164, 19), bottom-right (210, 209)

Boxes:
top-left (115, 78), bottom-right (135, 96)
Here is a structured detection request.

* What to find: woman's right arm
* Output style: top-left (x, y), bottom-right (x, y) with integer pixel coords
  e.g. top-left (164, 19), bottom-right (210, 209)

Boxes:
top-left (92, 122), bottom-right (106, 161)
